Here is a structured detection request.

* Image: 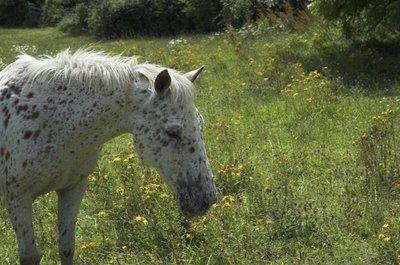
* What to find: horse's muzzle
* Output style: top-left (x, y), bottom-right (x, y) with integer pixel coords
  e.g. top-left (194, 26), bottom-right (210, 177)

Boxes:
top-left (176, 179), bottom-right (218, 218)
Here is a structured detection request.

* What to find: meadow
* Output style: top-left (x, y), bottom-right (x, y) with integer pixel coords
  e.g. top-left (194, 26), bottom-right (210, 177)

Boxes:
top-left (0, 21), bottom-right (400, 264)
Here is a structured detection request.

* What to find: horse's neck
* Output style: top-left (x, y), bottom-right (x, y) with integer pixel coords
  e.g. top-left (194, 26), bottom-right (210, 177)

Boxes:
top-left (46, 82), bottom-right (132, 151)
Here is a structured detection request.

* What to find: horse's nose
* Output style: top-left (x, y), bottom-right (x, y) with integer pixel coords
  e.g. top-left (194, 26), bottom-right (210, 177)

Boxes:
top-left (179, 190), bottom-right (217, 218)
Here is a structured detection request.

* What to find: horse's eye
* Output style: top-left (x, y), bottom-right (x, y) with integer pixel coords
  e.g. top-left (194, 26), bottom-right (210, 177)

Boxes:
top-left (165, 124), bottom-right (182, 140)
top-left (167, 130), bottom-right (181, 139)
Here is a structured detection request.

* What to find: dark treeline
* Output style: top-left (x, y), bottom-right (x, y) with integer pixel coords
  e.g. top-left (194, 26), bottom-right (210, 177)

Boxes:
top-left (0, 0), bottom-right (307, 38)
top-left (0, 0), bottom-right (399, 44)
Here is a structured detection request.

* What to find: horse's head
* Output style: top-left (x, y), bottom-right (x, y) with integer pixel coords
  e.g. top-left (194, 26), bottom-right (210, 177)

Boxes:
top-left (130, 66), bottom-right (217, 217)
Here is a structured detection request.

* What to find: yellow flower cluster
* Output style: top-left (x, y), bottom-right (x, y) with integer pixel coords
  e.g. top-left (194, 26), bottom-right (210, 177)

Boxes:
top-left (97, 211), bottom-right (108, 218)
top-left (112, 153), bottom-right (136, 163)
top-left (116, 186), bottom-right (128, 197)
top-left (284, 66), bottom-right (332, 102)
top-left (221, 195), bottom-right (235, 207)
top-left (375, 222), bottom-right (393, 242)
top-left (88, 174), bottom-right (97, 182)
top-left (191, 216), bottom-right (209, 231)
top-left (307, 70), bottom-right (322, 79)
top-left (218, 162), bottom-right (250, 177)
top-left (377, 233), bottom-right (391, 242)
top-left (132, 215), bottom-right (148, 226)
top-left (112, 156), bottom-right (122, 162)
top-left (372, 106), bottom-right (398, 126)
top-left (143, 183), bottom-right (163, 199)
top-left (291, 62), bottom-right (302, 70)
top-left (159, 192), bottom-right (170, 199)
top-left (81, 241), bottom-right (96, 250)
top-left (185, 233), bottom-right (194, 240)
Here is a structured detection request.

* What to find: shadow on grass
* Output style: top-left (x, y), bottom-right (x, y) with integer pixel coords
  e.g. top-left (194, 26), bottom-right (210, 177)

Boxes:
top-left (299, 39), bottom-right (400, 92)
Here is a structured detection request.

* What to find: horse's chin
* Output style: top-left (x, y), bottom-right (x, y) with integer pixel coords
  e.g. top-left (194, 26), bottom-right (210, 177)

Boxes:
top-left (180, 205), bottom-right (210, 219)
top-left (175, 183), bottom-right (217, 218)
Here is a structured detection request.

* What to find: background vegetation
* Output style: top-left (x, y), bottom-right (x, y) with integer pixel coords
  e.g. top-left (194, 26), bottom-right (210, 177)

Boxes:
top-left (1, 0), bottom-right (400, 264)
top-left (0, 13), bottom-right (400, 263)
top-left (1, 0), bottom-right (307, 37)
top-left (310, 0), bottom-right (400, 44)
top-left (2, 0), bottom-right (399, 43)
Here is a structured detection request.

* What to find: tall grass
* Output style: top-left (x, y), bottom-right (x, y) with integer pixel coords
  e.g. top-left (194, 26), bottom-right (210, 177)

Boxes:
top-left (0, 20), bottom-right (399, 264)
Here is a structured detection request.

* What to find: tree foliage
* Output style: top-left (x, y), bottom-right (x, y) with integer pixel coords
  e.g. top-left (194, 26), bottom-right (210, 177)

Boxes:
top-left (0, 0), bottom-right (307, 37)
top-left (311, 0), bottom-right (400, 43)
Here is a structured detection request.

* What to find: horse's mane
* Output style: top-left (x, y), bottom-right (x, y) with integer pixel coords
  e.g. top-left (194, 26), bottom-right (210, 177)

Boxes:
top-left (1, 49), bottom-right (193, 102)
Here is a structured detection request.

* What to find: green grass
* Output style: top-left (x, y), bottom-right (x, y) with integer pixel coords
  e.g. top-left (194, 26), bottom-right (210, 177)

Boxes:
top-left (0, 23), bottom-right (400, 264)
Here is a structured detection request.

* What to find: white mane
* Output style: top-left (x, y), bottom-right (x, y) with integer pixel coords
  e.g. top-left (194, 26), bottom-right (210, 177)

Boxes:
top-left (1, 49), bottom-right (194, 101)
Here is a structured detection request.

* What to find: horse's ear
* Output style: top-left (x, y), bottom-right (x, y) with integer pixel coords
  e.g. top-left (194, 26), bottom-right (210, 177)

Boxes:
top-left (155, 69), bottom-right (171, 94)
top-left (184, 66), bottom-right (204, 83)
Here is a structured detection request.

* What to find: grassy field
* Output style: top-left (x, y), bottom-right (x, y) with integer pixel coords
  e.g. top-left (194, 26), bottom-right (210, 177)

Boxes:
top-left (0, 22), bottom-right (400, 264)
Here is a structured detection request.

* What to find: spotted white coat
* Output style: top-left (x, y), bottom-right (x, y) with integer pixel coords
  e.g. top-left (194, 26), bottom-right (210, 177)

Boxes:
top-left (0, 50), bottom-right (217, 265)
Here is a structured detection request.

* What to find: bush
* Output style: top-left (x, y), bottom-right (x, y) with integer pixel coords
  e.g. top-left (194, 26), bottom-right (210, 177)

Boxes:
top-left (77, 0), bottom-right (307, 37)
top-left (310, 0), bottom-right (400, 44)
top-left (57, 3), bottom-right (89, 35)
top-left (0, 0), bottom-right (309, 36)
top-left (0, 0), bottom-right (28, 26)
top-left (182, 0), bottom-right (223, 32)
top-left (220, 0), bottom-right (308, 28)
top-left (40, 0), bottom-right (68, 26)
top-left (41, 0), bottom-right (95, 26)
top-left (88, 0), bottom-right (185, 38)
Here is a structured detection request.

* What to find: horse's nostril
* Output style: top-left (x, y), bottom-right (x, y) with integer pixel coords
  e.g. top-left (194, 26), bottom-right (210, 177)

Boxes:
top-left (200, 200), bottom-right (209, 211)
top-left (180, 196), bottom-right (214, 218)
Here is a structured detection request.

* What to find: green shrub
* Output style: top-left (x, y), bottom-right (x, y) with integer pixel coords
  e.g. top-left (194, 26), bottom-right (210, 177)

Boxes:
top-left (88, 0), bottom-right (185, 38)
top-left (0, 0), bottom-right (28, 26)
top-left (310, 0), bottom-right (400, 43)
top-left (220, 0), bottom-right (308, 28)
top-left (181, 0), bottom-right (223, 32)
top-left (41, 0), bottom-right (95, 26)
top-left (0, 0), bottom-right (309, 36)
top-left (220, 0), bottom-right (253, 28)
top-left (57, 3), bottom-right (89, 35)
top-left (40, 0), bottom-right (68, 26)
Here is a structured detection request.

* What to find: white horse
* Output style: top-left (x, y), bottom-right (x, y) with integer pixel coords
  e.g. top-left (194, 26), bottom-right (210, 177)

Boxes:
top-left (0, 49), bottom-right (217, 265)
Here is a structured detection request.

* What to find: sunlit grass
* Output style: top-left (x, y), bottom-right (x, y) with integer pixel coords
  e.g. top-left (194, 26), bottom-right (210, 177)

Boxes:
top-left (0, 24), bottom-right (400, 264)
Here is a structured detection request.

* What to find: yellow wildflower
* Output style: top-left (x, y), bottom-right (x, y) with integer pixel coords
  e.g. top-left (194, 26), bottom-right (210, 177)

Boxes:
top-left (144, 183), bottom-right (161, 198)
top-left (377, 233), bottom-right (386, 239)
top-left (383, 223), bottom-right (389, 228)
top-left (123, 153), bottom-right (136, 162)
top-left (114, 202), bottom-right (124, 209)
top-left (97, 211), bottom-right (108, 218)
top-left (88, 174), bottom-right (96, 182)
top-left (160, 192), bottom-right (170, 199)
top-left (113, 156), bottom-right (122, 162)
top-left (116, 186), bottom-right (127, 196)
top-left (222, 195), bottom-right (235, 207)
top-left (132, 215), bottom-right (148, 226)
top-left (81, 241), bottom-right (96, 250)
